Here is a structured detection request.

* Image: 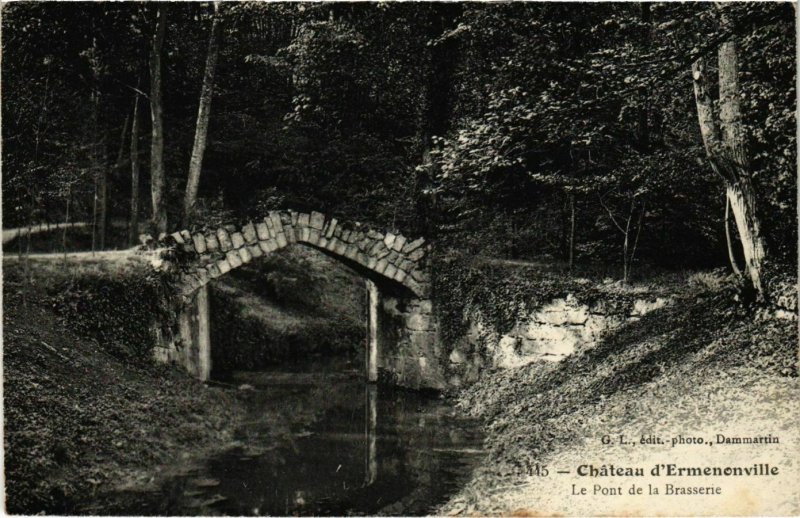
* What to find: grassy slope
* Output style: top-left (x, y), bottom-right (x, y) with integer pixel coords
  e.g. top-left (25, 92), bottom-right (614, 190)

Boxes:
top-left (3, 260), bottom-right (243, 514)
top-left (441, 274), bottom-right (798, 516)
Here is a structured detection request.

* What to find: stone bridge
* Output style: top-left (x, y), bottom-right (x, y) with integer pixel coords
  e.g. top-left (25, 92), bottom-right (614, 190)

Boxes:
top-left (151, 210), bottom-right (445, 390)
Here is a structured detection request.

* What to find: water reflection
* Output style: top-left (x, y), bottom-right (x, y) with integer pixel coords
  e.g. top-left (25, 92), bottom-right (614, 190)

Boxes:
top-left (95, 359), bottom-right (483, 516)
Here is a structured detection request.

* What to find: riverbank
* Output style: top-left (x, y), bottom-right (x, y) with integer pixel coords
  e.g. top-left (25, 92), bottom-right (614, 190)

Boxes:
top-left (3, 259), bottom-right (245, 514)
top-left (440, 271), bottom-right (799, 516)
top-left (3, 246), bottom-right (368, 514)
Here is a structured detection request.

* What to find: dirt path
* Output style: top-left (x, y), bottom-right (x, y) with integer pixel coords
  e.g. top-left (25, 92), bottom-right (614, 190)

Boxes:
top-left (2, 222), bottom-right (90, 244)
top-left (3, 248), bottom-right (139, 261)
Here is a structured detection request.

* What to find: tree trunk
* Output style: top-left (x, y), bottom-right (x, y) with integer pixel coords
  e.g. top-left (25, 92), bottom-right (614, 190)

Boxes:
top-left (97, 140), bottom-right (108, 250)
top-left (717, 27), bottom-right (767, 297)
top-left (149, 6), bottom-right (168, 236)
top-left (637, 2), bottom-right (651, 153)
top-left (724, 195), bottom-right (742, 277)
top-left (691, 58), bottom-right (724, 164)
top-left (568, 192), bottom-right (575, 274)
top-left (101, 112), bottom-right (130, 249)
top-left (63, 184), bottom-right (71, 265)
top-left (91, 180), bottom-right (98, 255)
top-left (129, 93), bottom-right (141, 246)
top-left (88, 35), bottom-right (107, 250)
top-left (691, 39), bottom-right (768, 299)
top-left (184, 3), bottom-right (222, 225)
top-left (727, 182), bottom-right (766, 294)
top-left (415, 5), bottom-right (460, 238)
top-left (628, 201), bottom-right (645, 282)
top-left (115, 113), bottom-right (130, 172)
top-left (622, 201), bottom-right (633, 284)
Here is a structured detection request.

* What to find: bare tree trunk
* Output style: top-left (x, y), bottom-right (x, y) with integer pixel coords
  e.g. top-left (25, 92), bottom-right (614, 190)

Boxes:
top-left (92, 105), bottom-right (128, 252)
top-left (63, 185), bottom-right (71, 265)
top-left (717, 22), bottom-right (767, 297)
top-left (149, 6), bottom-right (168, 236)
top-left (88, 35), bottom-right (107, 251)
top-left (129, 93), bottom-right (141, 246)
top-left (91, 180), bottom-right (97, 255)
top-left (415, 5), bottom-right (460, 238)
top-left (726, 182), bottom-right (765, 292)
top-left (724, 195), bottom-right (742, 277)
top-left (637, 3), bottom-right (651, 153)
top-left (568, 192), bottom-right (575, 274)
top-left (622, 200), bottom-right (633, 284)
top-left (97, 142), bottom-right (108, 250)
top-left (628, 201), bottom-right (645, 282)
top-left (184, 3), bottom-right (222, 224)
top-left (114, 112), bottom-right (130, 172)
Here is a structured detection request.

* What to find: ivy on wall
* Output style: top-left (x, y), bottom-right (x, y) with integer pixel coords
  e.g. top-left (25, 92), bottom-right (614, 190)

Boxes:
top-left (431, 254), bottom-right (638, 348)
top-left (51, 268), bottom-right (178, 362)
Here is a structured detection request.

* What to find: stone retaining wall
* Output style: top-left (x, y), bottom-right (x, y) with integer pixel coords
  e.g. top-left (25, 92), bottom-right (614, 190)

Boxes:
top-left (446, 294), bottom-right (671, 386)
top-left (153, 284), bottom-right (211, 381)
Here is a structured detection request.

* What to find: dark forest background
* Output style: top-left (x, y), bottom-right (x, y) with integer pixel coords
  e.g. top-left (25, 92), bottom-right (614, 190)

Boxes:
top-left (2, 2), bottom-right (796, 292)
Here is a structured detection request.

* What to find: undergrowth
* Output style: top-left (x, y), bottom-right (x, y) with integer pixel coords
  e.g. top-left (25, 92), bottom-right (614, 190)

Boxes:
top-left (208, 247), bottom-right (366, 379)
top-left (210, 286), bottom-right (363, 378)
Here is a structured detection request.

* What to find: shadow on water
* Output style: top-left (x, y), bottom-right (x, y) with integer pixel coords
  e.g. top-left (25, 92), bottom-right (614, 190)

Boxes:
top-left (95, 358), bottom-right (484, 516)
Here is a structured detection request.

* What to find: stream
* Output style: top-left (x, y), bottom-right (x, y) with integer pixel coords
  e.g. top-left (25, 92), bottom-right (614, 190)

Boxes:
top-left (96, 358), bottom-right (484, 516)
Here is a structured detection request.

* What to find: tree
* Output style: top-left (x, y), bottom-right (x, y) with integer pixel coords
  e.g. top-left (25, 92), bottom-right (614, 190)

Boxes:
top-left (184, 3), bottom-right (222, 224)
top-left (0, 2), bottom-right (792, 281)
top-left (414, 4), bottom-right (461, 238)
top-left (691, 10), bottom-right (768, 298)
top-left (86, 34), bottom-right (109, 251)
top-left (129, 92), bottom-right (142, 245)
top-left (149, 5), bottom-right (168, 235)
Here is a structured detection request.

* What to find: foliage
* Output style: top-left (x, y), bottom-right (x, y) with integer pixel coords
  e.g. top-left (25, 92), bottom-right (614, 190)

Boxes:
top-left (2, 2), bottom-right (795, 279)
top-left (428, 2), bottom-right (794, 275)
top-left (210, 285), bottom-right (363, 378)
top-left (230, 252), bottom-right (327, 312)
top-left (208, 251), bottom-right (365, 379)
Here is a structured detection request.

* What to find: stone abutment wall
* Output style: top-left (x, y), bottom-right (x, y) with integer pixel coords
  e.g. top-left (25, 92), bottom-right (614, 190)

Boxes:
top-left (153, 284), bottom-right (211, 381)
top-left (376, 293), bottom-right (446, 390)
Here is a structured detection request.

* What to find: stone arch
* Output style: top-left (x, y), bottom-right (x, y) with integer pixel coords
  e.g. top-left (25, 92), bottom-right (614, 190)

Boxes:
top-left (151, 210), bottom-right (445, 390)
top-left (165, 210), bottom-right (429, 299)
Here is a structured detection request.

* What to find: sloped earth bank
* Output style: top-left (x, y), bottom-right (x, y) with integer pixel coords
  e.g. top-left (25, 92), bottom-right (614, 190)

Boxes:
top-left (439, 277), bottom-right (799, 516)
top-left (2, 248), bottom-right (364, 514)
top-left (3, 262), bottom-right (244, 514)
